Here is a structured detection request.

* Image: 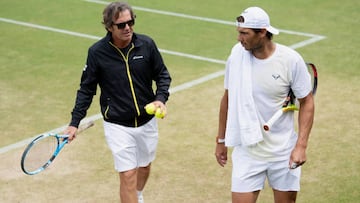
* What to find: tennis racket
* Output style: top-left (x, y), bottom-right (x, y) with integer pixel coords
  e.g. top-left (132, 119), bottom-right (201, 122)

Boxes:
top-left (263, 63), bottom-right (318, 131)
top-left (21, 121), bottom-right (95, 175)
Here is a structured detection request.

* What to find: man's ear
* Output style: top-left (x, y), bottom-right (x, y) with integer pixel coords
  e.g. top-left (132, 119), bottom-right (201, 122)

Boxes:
top-left (260, 29), bottom-right (267, 37)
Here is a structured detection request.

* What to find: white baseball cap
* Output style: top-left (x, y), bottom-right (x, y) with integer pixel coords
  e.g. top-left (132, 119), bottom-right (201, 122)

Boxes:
top-left (237, 7), bottom-right (279, 35)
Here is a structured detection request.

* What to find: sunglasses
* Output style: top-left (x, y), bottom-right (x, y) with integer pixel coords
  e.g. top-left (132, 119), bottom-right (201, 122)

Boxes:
top-left (113, 19), bottom-right (135, 29)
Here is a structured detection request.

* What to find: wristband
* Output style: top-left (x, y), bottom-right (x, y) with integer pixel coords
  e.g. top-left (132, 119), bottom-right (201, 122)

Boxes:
top-left (216, 137), bottom-right (225, 144)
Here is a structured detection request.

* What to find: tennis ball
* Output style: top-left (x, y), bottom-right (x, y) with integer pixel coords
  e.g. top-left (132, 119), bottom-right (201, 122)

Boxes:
top-left (155, 108), bottom-right (166, 118)
top-left (145, 103), bottom-right (156, 115)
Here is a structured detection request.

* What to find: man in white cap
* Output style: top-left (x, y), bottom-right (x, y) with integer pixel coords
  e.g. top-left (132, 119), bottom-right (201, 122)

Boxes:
top-left (215, 7), bottom-right (314, 203)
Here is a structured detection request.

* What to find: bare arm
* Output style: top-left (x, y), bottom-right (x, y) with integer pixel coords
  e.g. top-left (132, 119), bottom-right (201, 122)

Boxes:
top-left (217, 90), bottom-right (228, 138)
top-left (215, 90), bottom-right (229, 167)
top-left (290, 92), bottom-right (315, 168)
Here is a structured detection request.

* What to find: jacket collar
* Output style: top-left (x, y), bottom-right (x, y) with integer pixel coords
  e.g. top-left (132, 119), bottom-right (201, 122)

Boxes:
top-left (106, 32), bottom-right (143, 48)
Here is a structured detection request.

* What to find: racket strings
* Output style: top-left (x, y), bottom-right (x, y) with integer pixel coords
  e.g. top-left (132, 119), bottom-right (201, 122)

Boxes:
top-left (22, 136), bottom-right (58, 173)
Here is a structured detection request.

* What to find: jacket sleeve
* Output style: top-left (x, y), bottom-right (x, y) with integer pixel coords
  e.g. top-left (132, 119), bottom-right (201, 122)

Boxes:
top-left (150, 40), bottom-right (172, 104)
top-left (70, 48), bottom-right (98, 127)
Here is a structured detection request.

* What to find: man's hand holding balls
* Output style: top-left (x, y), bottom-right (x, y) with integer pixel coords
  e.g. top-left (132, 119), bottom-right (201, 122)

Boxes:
top-left (145, 101), bottom-right (167, 119)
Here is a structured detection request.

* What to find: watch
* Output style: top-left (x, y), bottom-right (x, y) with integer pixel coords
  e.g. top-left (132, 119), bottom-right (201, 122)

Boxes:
top-left (216, 137), bottom-right (225, 144)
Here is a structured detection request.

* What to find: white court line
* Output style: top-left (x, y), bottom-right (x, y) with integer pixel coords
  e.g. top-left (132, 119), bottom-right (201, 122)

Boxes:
top-left (0, 18), bottom-right (225, 65)
top-left (0, 3), bottom-right (326, 153)
top-left (84, 0), bottom-right (326, 48)
top-left (0, 18), bottom-right (101, 40)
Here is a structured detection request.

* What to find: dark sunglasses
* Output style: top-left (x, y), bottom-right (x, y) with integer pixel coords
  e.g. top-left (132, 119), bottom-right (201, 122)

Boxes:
top-left (113, 19), bottom-right (135, 29)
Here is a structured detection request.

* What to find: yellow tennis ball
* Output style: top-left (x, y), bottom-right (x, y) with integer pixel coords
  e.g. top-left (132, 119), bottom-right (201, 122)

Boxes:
top-left (145, 103), bottom-right (156, 115)
top-left (155, 108), bottom-right (166, 118)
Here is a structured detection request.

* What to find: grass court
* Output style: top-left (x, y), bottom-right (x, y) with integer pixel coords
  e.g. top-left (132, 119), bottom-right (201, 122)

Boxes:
top-left (0, 0), bottom-right (359, 202)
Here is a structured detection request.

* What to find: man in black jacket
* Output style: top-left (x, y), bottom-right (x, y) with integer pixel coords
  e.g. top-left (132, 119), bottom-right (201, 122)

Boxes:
top-left (64, 2), bottom-right (171, 203)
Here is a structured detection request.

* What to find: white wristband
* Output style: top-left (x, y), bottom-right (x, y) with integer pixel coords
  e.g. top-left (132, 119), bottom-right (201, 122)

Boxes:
top-left (216, 138), bottom-right (225, 144)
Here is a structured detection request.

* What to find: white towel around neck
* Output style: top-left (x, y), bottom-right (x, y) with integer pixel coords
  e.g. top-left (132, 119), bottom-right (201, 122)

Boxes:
top-left (225, 43), bottom-right (263, 147)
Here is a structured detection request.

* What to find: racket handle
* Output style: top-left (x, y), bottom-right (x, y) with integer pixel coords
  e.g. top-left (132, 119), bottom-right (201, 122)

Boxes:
top-left (263, 109), bottom-right (283, 131)
top-left (77, 121), bottom-right (95, 134)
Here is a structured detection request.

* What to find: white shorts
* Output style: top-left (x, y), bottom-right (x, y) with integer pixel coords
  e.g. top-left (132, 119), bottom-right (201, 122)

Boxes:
top-left (103, 118), bottom-right (158, 172)
top-left (231, 146), bottom-right (301, 193)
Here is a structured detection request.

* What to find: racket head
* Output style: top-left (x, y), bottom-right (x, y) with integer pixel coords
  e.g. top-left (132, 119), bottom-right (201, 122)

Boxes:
top-left (283, 62), bottom-right (318, 109)
top-left (306, 62), bottom-right (318, 95)
top-left (21, 134), bottom-right (68, 175)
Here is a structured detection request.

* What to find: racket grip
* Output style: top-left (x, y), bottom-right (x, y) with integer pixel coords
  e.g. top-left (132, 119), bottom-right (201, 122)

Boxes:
top-left (263, 109), bottom-right (283, 131)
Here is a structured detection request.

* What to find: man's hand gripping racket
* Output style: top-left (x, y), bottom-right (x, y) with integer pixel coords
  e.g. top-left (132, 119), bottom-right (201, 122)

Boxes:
top-left (263, 63), bottom-right (318, 132)
top-left (20, 121), bottom-right (94, 175)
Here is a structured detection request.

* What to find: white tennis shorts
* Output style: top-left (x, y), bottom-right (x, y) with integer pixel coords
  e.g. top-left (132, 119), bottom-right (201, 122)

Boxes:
top-left (103, 118), bottom-right (158, 172)
top-left (231, 146), bottom-right (301, 192)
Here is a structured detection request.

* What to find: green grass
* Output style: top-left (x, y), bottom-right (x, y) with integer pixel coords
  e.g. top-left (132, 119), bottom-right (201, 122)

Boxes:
top-left (1, 0), bottom-right (359, 202)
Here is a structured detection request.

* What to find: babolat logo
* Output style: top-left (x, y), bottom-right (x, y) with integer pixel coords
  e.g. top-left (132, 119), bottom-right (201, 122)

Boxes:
top-left (133, 55), bottom-right (144, 60)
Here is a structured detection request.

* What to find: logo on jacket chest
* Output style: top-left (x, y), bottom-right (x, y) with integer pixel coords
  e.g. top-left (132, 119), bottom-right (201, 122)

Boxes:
top-left (133, 55), bottom-right (144, 60)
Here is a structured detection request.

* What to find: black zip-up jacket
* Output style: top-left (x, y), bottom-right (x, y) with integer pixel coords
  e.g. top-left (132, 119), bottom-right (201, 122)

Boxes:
top-left (70, 32), bottom-right (171, 127)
